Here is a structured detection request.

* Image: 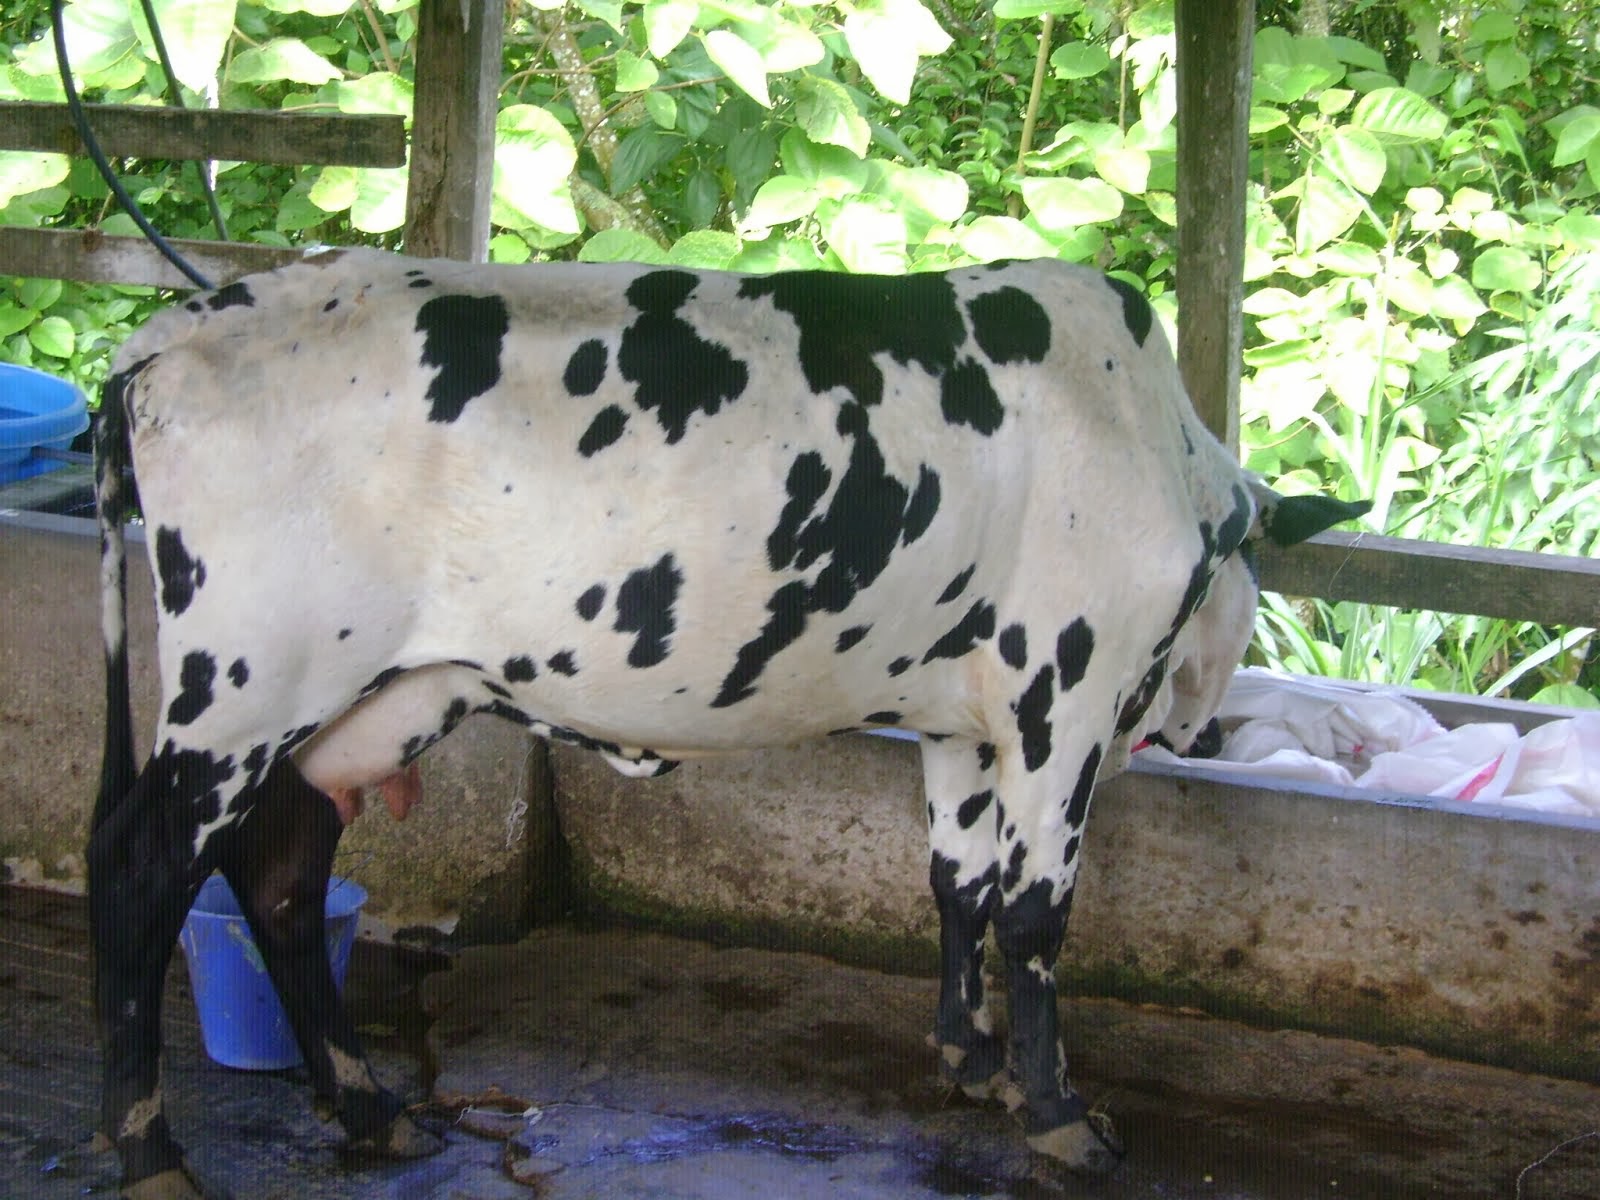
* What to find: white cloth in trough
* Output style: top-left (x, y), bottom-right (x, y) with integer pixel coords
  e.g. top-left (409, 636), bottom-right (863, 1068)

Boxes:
top-left (1136, 668), bottom-right (1600, 818)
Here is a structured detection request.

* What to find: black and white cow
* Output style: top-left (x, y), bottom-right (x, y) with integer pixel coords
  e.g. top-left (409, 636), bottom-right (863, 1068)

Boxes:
top-left (89, 249), bottom-right (1362, 1198)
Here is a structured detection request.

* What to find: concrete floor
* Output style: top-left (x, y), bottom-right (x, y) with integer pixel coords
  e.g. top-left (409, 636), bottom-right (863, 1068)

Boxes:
top-left (5, 885), bottom-right (1600, 1199)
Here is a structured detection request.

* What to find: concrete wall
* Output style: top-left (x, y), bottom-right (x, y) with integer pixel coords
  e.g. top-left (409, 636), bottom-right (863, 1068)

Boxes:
top-left (5, 513), bottom-right (1600, 1080)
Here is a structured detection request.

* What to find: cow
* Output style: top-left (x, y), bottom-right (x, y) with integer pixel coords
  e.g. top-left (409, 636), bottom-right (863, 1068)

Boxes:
top-left (88, 248), bottom-right (1363, 1198)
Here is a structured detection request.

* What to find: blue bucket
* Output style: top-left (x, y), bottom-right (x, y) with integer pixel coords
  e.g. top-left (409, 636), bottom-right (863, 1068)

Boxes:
top-left (179, 875), bottom-right (367, 1070)
top-left (0, 363), bottom-right (89, 484)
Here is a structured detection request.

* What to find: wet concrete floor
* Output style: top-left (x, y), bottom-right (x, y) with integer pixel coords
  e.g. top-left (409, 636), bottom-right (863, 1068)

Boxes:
top-left (4, 884), bottom-right (1599, 1199)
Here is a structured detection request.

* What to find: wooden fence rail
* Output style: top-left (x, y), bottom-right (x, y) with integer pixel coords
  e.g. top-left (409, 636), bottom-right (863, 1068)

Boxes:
top-left (1, 100), bottom-right (405, 167)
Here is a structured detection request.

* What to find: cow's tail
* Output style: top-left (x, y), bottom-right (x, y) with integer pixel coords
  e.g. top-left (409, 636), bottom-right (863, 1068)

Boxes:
top-left (92, 360), bottom-right (144, 832)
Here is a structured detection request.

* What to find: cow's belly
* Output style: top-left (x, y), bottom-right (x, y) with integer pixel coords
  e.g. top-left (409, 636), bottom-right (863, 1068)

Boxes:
top-left (292, 636), bottom-right (983, 795)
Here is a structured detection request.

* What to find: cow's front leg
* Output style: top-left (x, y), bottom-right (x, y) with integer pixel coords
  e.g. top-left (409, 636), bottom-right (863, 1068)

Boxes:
top-left (213, 762), bottom-right (441, 1161)
top-left (919, 735), bottom-right (1007, 1100)
top-left (88, 770), bottom-right (224, 1199)
top-left (992, 736), bottom-right (1123, 1174)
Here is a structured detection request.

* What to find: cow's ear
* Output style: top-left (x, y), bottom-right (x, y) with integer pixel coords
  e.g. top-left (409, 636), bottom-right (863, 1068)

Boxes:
top-left (1247, 478), bottom-right (1371, 547)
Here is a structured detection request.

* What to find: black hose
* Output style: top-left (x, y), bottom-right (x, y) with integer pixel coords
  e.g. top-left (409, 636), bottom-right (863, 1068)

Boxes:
top-left (50, 0), bottom-right (215, 290)
top-left (136, 0), bottom-right (230, 242)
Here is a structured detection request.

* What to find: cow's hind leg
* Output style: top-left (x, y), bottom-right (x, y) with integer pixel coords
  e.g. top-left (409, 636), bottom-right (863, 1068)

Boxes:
top-left (991, 734), bottom-right (1124, 1175)
top-left (88, 762), bottom-right (226, 1199)
top-left (920, 735), bottom-right (1007, 1100)
top-left (212, 761), bottom-right (442, 1161)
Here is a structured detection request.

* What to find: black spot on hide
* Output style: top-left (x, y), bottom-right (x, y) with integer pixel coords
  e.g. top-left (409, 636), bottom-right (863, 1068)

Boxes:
top-left (619, 271), bottom-right (748, 444)
top-left (167, 651), bottom-right (216, 726)
top-left (416, 293), bottom-right (510, 423)
top-left (155, 526), bottom-right (205, 616)
top-left (967, 286), bottom-right (1051, 364)
top-left (615, 553), bottom-right (683, 667)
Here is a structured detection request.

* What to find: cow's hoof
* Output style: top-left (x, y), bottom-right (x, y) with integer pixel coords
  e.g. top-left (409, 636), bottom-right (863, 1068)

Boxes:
top-left (935, 1034), bottom-right (1008, 1104)
top-left (345, 1111), bottom-right (445, 1160)
top-left (121, 1161), bottom-right (232, 1200)
top-left (1026, 1113), bottom-right (1125, 1176)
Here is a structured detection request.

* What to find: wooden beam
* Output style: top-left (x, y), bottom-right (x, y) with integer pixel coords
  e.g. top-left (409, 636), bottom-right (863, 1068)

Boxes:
top-left (0, 226), bottom-right (321, 289)
top-left (0, 101), bottom-right (406, 167)
top-left (404, 0), bottom-right (502, 260)
top-left (1175, 0), bottom-right (1255, 453)
top-left (1256, 531), bottom-right (1600, 629)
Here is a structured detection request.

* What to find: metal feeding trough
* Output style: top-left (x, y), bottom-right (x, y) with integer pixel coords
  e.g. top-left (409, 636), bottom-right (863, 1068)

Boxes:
top-left (0, 363), bottom-right (89, 485)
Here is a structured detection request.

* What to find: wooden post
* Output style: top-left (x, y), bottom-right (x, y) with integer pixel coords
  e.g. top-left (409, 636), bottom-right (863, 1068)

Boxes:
top-left (1175, 0), bottom-right (1255, 453)
top-left (404, 0), bottom-right (503, 261)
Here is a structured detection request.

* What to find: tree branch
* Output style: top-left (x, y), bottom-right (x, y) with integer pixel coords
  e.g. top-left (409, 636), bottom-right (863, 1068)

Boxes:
top-left (535, 8), bottom-right (669, 246)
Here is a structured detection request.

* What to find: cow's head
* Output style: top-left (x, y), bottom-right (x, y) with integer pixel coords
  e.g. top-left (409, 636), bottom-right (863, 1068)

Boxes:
top-left (1123, 480), bottom-right (1369, 768)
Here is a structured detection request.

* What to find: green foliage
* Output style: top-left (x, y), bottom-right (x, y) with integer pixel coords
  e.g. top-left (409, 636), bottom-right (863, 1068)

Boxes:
top-left (2, 0), bottom-right (1598, 703)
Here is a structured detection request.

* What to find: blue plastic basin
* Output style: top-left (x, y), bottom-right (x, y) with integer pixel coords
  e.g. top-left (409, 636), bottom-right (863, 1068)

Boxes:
top-left (179, 875), bottom-right (367, 1070)
top-left (0, 363), bottom-right (88, 484)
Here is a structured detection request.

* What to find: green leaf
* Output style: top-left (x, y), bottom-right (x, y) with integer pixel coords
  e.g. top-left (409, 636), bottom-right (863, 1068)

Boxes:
top-left (1022, 176), bottom-right (1123, 229)
top-left (758, 17), bottom-right (826, 73)
top-left (1350, 87), bottom-right (1448, 142)
top-left (1557, 212), bottom-right (1600, 250)
top-left (1326, 36), bottom-right (1387, 73)
top-left (493, 105), bottom-right (580, 237)
top-left (1553, 114), bottom-right (1600, 168)
top-left (349, 166), bottom-right (407, 233)
top-left (1315, 242), bottom-right (1380, 275)
top-left (1050, 43), bottom-right (1110, 81)
top-left (488, 233), bottom-right (531, 264)
top-left (843, 0), bottom-right (952, 105)
top-left (137, 0), bottom-right (235, 91)
top-left (1319, 127), bottom-right (1387, 194)
top-left (615, 50), bottom-right (659, 93)
top-left (1317, 88), bottom-right (1356, 116)
top-left (1429, 274), bottom-right (1487, 323)
top-left (1384, 261), bottom-right (1433, 316)
top-left (1144, 191), bottom-right (1177, 226)
top-left (0, 151), bottom-right (70, 206)
top-left (957, 216), bottom-right (1056, 263)
top-left (229, 38), bottom-right (342, 86)
top-left (579, 229), bottom-right (671, 264)
top-left (824, 199), bottom-right (908, 274)
top-left (255, 0), bottom-right (354, 14)
top-left (643, 0), bottom-right (697, 59)
top-left (1293, 172), bottom-right (1362, 252)
top-left (703, 29), bottom-right (771, 108)
top-left (336, 72), bottom-right (412, 115)
top-left (575, 0), bottom-right (625, 32)
top-left (0, 304), bottom-right (33, 339)
top-left (1093, 146), bottom-right (1150, 194)
top-left (643, 91), bottom-right (677, 129)
top-left (29, 316), bottom-right (75, 359)
top-left (1404, 186), bottom-right (1444, 215)
top-left (308, 165), bottom-right (357, 213)
top-left (884, 165), bottom-right (968, 222)
top-left (1469, 12), bottom-right (1518, 43)
top-left (1471, 246), bottom-right (1540, 294)
top-left (780, 128), bottom-right (869, 194)
top-left (1241, 287), bottom-right (1302, 316)
top-left (611, 126), bottom-right (685, 193)
top-left (668, 230), bottom-right (741, 269)
top-left (15, 0), bottom-right (138, 80)
top-left (1529, 684), bottom-right (1600, 710)
top-left (993, 0), bottom-right (1086, 18)
top-left (1249, 105), bottom-right (1289, 134)
top-left (1484, 45), bottom-right (1530, 93)
top-left (741, 176), bottom-right (819, 230)
top-left (793, 76), bottom-right (870, 158)
top-left (1127, 1), bottom-right (1175, 37)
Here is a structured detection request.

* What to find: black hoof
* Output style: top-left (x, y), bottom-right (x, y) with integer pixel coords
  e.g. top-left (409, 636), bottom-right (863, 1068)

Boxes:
top-left (344, 1111), bottom-right (446, 1160)
top-left (1026, 1112), bottom-right (1125, 1175)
